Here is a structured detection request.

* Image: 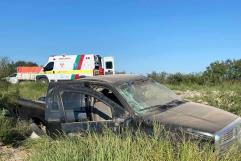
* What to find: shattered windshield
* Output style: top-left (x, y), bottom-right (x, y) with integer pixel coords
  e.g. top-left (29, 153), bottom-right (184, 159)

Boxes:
top-left (117, 79), bottom-right (181, 113)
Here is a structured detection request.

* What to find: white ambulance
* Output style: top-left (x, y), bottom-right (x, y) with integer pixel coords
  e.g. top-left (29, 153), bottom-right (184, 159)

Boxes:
top-left (36, 54), bottom-right (115, 83)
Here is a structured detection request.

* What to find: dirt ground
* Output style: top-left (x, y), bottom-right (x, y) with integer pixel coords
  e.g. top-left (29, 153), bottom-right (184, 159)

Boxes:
top-left (0, 142), bottom-right (28, 161)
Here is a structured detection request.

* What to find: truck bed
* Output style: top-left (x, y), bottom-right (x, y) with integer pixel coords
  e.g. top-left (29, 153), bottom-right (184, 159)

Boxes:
top-left (14, 98), bottom-right (46, 123)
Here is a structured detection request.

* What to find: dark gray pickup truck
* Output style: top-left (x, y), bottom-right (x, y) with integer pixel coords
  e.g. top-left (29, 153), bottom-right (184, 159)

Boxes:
top-left (14, 74), bottom-right (241, 152)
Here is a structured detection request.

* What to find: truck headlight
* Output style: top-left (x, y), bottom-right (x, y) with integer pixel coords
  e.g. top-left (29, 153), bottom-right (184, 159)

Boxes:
top-left (215, 135), bottom-right (221, 143)
top-left (236, 124), bottom-right (241, 144)
top-left (186, 128), bottom-right (214, 140)
top-left (215, 134), bottom-right (221, 149)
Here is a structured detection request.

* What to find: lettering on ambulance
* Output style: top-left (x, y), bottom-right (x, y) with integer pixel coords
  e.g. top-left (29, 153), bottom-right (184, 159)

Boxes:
top-left (71, 55), bottom-right (85, 80)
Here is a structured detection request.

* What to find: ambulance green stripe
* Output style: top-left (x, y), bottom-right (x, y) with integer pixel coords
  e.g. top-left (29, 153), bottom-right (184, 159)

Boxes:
top-left (71, 55), bottom-right (81, 80)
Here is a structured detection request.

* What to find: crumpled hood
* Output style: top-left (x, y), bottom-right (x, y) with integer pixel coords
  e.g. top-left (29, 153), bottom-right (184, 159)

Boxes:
top-left (144, 102), bottom-right (239, 134)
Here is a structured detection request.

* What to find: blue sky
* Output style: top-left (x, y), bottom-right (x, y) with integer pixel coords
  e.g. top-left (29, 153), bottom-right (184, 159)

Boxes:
top-left (0, 0), bottom-right (241, 74)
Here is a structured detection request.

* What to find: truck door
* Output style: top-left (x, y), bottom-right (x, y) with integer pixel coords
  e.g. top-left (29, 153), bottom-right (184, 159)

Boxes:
top-left (59, 88), bottom-right (126, 134)
top-left (103, 57), bottom-right (115, 75)
top-left (45, 87), bottom-right (64, 135)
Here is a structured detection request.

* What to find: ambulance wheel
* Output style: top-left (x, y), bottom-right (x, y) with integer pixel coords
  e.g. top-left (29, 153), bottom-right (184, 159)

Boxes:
top-left (39, 78), bottom-right (49, 84)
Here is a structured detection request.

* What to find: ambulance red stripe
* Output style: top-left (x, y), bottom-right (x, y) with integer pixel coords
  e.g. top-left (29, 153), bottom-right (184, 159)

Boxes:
top-left (74, 74), bottom-right (79, 80)
top-left (77, 55), bottom-right (85, 70)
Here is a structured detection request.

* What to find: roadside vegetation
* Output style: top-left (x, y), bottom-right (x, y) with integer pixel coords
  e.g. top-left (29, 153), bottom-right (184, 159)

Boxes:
top-left (0, 113), bottom-right (29, 145)
top-left (148, 59), bottom-right (241, 85)
top-left (0, 57), bottom-right (38, 79)
top-left (0, 57), bottom-right (241, 161)
top-left (166, 82), bottom-right (241, 116)
top-left (25, 129), bottom-right (240, 161)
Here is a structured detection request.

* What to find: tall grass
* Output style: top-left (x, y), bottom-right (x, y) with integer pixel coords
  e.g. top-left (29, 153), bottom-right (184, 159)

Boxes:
top-left (0, 81), bottom-right (47, 112)
top-left (26, 130), bottom-right (240, 161)
top-left (167, 82), bottom-right (241, 116)
top-left (0, 113), bottom-right (30, 145)
top-left (9, 82), bottom-right (48, 100)
top-left (0, 80), bottom-right (18, 110)
top-left (0, 81), bottom-right (44, 145)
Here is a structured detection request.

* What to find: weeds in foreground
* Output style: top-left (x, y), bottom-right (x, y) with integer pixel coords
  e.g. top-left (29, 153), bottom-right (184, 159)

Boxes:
top-left (0, 113), bottom-right (30, 145)
top-left (25, 130), bottom-right (241, 161)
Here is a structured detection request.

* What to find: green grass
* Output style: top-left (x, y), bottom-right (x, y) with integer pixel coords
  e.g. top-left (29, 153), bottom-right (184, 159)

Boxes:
top-left (0, 81), bottom-right (44, 145)
top-left (10, 82), bottom-right (48, 100)
top-left (165, 81), bottom-right (241, 92)
top-left (0, 113), bottom-right (30, 145)
top-left (166, 82), bottom-right (241, 116)
top-left (0, 81), bottom-right (47, 112)
top-left (25, 130), bottom-right (240, 161)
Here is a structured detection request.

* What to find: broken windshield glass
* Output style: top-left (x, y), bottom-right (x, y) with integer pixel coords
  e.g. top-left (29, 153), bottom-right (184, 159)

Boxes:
top-left (117, 79), bottom-right (181, 113)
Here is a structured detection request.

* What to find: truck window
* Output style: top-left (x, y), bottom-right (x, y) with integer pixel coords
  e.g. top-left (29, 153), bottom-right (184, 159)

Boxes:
top-left (61, 87), bottom-right (126, 123)
top-left (44, 62), bottom-right (54, 71)
top-left (106, 62), bottom-right (113, 69)
top-left (52, 94), bottom-right (59, 111)
top-left (61, 91), bottom-right (117, 122)
top-left (91, 97), bottom-right (112, 121)
top-left (47, 89), bottom-right (59, 111)
top-left (61, 92), bottom-right (90, 122)
top-left (89, 85), bottom-right (122, 107)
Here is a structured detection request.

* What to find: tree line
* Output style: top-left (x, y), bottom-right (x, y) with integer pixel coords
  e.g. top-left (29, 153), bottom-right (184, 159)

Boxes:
top-left (0, 56), bottom-right (241, 84)
top-left (148, 59), bottom-right (241, 85)
top-left (0, 57), bottom-right (38, 78)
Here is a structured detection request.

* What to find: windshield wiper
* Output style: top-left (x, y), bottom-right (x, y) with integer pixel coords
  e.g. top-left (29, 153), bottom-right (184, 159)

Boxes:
top-left (165, 99), bottom-right (184, 106)
top-left (139, 105), bottom-right (162, 112)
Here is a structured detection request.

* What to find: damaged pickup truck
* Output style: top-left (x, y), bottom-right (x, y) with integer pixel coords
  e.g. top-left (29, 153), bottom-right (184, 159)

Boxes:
top-left (14, 75), bottom-right (241, 152)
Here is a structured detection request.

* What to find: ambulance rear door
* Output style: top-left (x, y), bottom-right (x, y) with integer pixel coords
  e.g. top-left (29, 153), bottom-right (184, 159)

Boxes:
top-left (103, 57), bottom-right (115, 75)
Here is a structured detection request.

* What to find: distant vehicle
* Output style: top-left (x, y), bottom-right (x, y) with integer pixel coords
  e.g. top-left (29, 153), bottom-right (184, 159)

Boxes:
top-left (2, 73), bottom-right (18, 84)
top-left (17, 66), bottom-right (42, 81)
top-left (13, 75), bottom-right (241, 153)
top-left (3, 67), bottom-right (42, 84)
top-left (36, 54), bottom-right (115, 83)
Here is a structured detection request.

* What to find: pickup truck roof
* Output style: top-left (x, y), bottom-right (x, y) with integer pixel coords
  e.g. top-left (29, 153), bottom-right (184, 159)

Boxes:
top-left (56, 74), bottom-right (148, 86)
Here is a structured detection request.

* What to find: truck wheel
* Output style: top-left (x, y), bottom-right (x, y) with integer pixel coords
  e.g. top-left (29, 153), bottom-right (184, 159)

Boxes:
top-left (30, 123), bottom-right (46, 138)
top-left (39, 78), bottom-right (49, 84)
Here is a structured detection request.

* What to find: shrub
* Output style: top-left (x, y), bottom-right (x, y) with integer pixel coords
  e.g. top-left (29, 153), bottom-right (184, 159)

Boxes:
top-left (0, 113), bottom-right (30, 145)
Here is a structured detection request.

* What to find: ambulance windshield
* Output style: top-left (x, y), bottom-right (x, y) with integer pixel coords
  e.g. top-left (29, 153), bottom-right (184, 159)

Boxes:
top-left (44, 62), bottom-right (54, 71)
